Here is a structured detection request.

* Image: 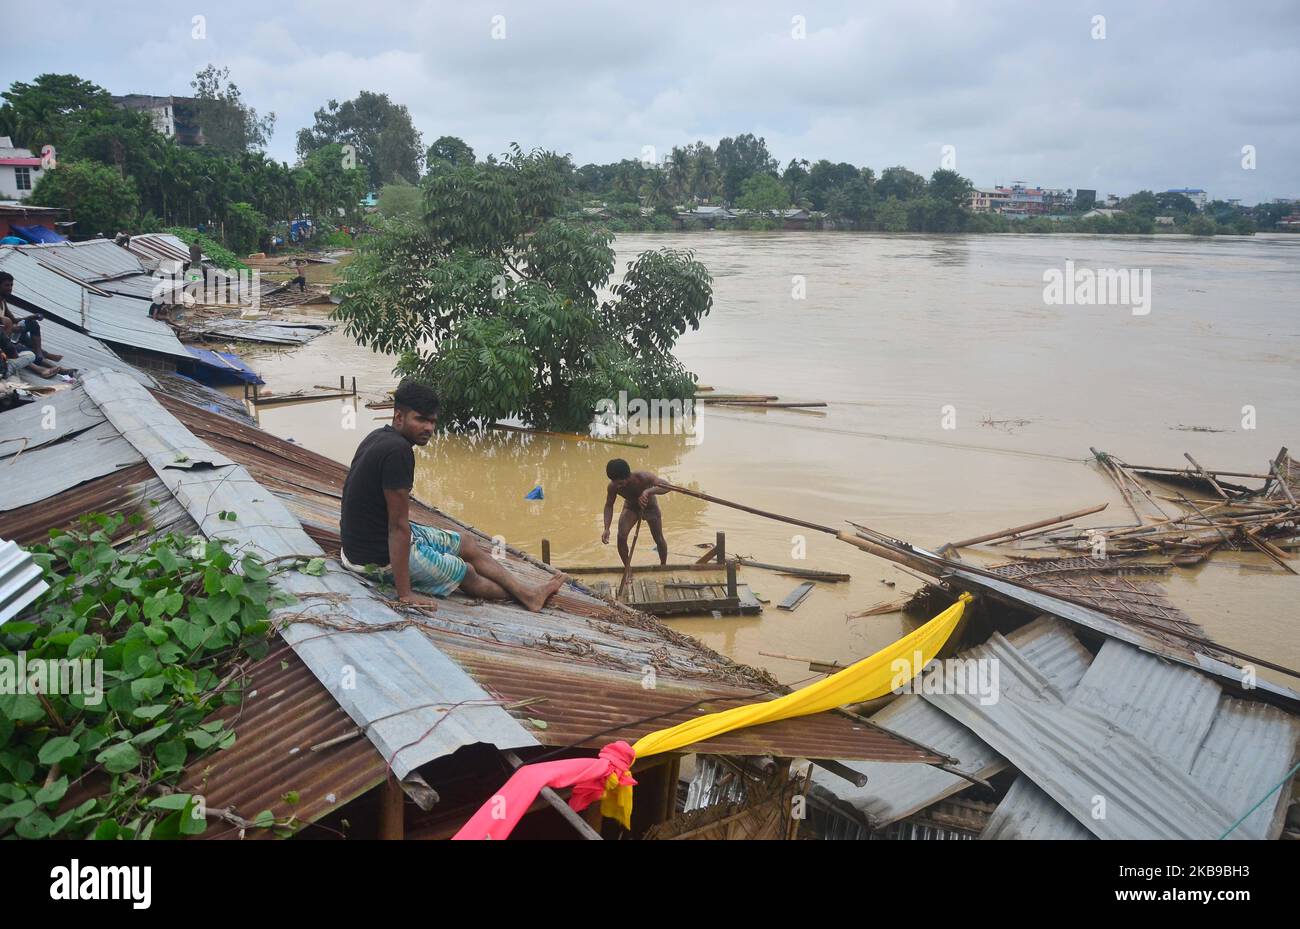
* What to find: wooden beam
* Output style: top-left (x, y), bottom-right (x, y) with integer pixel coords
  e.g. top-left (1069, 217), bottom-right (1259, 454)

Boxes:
top-left (561, 562), bottom-right (726, 574)
top-left (379, 772), bottom-right (404, 840)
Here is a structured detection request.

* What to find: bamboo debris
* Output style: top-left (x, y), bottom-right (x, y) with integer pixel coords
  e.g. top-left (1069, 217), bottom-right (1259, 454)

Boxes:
top-left (1044, 448), bottom-right (1299, 571)
top-left (939, 503), bottom-right (1108, 552)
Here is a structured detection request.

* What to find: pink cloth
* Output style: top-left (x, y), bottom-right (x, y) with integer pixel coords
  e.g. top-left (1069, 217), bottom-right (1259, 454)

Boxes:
top-left (452, 741), bottom-right (637, 840)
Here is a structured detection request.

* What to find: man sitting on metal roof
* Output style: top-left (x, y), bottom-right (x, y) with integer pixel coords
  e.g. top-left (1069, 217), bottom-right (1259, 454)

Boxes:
top-left (339, 377), bottom-right (568, 612)
top-left (1, 271), bottom-right (64, 366)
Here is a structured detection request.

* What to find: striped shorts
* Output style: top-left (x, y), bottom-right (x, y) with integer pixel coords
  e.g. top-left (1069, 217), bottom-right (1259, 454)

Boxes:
top-left (341, 522), bottom-right (468, 597)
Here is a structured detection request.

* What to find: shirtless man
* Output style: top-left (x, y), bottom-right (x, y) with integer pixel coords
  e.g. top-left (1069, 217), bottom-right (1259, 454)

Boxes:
top-left (601, 458), bottom-right (673, 567)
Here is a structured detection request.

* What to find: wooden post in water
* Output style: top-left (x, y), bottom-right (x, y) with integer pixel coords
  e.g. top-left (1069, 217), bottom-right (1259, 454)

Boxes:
top-left (726, 559), bottom-right (738, 600)
top-left (715, 531), bottom-right (726, 564)
top-left (541, 539), bottom-right (551, 565)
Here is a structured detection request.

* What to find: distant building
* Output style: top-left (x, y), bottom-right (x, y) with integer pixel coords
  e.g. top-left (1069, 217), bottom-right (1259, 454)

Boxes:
top-left (0, 137), bottom-right (45, 201)
top-left (968, 187), bottom-right (1011, 213)
top-left (1082, 208), bottom-right (1125, 219)
top-left (1075, 188), bottom-right (1098, 209)
top-left (999, 183), bottom-right (1049, 216)
top-left (112, 95), bottom-right (204, 146)
top-left (1164, 188), bottom-right (1207, 210)
top-left (1154, 215), bottom-right (1176, 226)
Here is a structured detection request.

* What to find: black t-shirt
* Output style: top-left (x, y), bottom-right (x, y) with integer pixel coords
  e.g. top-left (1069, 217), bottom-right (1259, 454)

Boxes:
top-left (340, 425), bottom-right (416, 566)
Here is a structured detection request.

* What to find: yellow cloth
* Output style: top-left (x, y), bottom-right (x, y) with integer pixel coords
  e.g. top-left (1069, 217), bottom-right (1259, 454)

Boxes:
top-left (602, 592), bottom-right (972, 827)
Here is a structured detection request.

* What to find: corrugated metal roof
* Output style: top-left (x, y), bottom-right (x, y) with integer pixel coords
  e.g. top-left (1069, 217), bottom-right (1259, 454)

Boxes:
top-left (923, 633), bottom-right (1242, 839)
top-left (0, 538), bottom-right (48, 625)
top-left (80, 370), bottom-right (537, 781)
top-left (0, 461), bottom-right (200, 550)
top-left (17, 239), bottom-right (146, 283)
top-left (808, 616), bottom-right (1093, 828)
top-left (97, 274), bottom-right (166, 301)
top-left (983, 640), bottom-right (1300, 840)
top-left (3, 305), bottom-right (154, 388)
top-left (179, 642), bottom-right (388, 840)
top-left (981, 777), bottom-right (1094, 840)
top-left (946, 566), bottom-right (1300, 709)
top-left (0, 384), bottom-right (105, 455)
top-left (0, 420), bottom-right (143, 511)
top-left (188, 320), bottom-right (333, 345)
top-left (124, 233), bottom-right (194, 267)
top-left (0, 248), bottom-right (192, 359)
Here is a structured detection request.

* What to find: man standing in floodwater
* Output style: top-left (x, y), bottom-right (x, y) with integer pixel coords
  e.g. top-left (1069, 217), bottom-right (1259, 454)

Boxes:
top-left (339, 377), bottom-right (567, 612)
top-left (602, 459), bottom-right (673, 567)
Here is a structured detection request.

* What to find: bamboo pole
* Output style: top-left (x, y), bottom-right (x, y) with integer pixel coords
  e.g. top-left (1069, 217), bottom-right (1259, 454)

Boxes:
top-left (941, 503), bottom-right (1108, 551)
top-left (734, 558), bottom-right (850, 581)
top-left (1184, 453), bottom-right (1230, 501)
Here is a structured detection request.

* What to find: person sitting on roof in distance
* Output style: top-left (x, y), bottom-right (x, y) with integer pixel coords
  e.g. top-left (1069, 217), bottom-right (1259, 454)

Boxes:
top-left (0, 271), bottom-right (63, 364)
top-left (602, 459), bottom-right (674, 568)
top-left (339, 377), bottom-right (568, 612)
top-left (1, 320), bottom-right (68, 379)
top-left (291, 259), bottom-right (307, 292)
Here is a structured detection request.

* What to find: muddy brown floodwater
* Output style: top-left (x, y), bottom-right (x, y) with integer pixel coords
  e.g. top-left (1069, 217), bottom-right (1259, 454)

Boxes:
top-left (231, 232), bottom-right (1300, 688)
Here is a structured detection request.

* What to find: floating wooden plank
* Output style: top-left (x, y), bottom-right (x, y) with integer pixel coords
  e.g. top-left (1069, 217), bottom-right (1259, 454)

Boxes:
top-left (777, 582), bottom-right (815, 611)
top-left (735, 558), bottom-right (849, 582)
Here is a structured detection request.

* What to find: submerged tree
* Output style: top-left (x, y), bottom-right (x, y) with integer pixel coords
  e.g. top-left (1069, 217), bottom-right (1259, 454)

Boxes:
top-left (334, 145), bottom-right (713, 431)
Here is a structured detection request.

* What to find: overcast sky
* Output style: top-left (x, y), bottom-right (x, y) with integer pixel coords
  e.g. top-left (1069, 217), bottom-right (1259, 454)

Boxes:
top-left (5, 0), bottom-right (1298, 201)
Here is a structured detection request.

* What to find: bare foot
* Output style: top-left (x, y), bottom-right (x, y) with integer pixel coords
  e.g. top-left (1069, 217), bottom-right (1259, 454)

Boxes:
top-left (44, 351), bottom-right (63, 362)
top-left (520, 572), bottom-right (568, 612)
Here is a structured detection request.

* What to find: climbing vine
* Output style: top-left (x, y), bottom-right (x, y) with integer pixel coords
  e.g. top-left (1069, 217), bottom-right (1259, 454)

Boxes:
top-left (0, 513), bottom-right (295, 839)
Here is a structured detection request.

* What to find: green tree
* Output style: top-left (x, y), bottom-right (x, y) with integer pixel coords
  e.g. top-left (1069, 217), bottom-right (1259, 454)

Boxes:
top-left (333, 145), bottom-right (713, 430)
top-left (1155, 191), bottom-right (1197, 219)
top-left (191, 65), bottom-right (275, 154)
top-left (876, 196), bottom-right (908, 232)
top-left (715, 134), bottom-right (778, 202)
top-left (30, 160), bottom-right (139, 236)
top-left (376, 180), bottom-right (425, 219)
top-left (426, 135), bottom-right (475, 173)
top-left (295, 143), bottom-right (368, 225)
top-left (225, 202), bottom-right (267, 255)
top-left (876, 166), bottom-right (927, 202)
top-left (826, 175), bottom-right (875, 226)
top-left (297, 91), bottom-right (423, 189)
top-left (1120, 190), bottom-right (1159, 220)
top-left (1188, 214), bottom-right (1217, 236)
top-left (1, 73), bottom-right (112, 150)
top-left (735, 172), bottom-right (789, 216)
top-left (806, 160), bottom-right (859, 211)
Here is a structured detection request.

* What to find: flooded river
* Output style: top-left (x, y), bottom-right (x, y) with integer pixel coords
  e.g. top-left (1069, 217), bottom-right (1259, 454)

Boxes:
top-left (236, 232), bottom-right (1300, 685)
